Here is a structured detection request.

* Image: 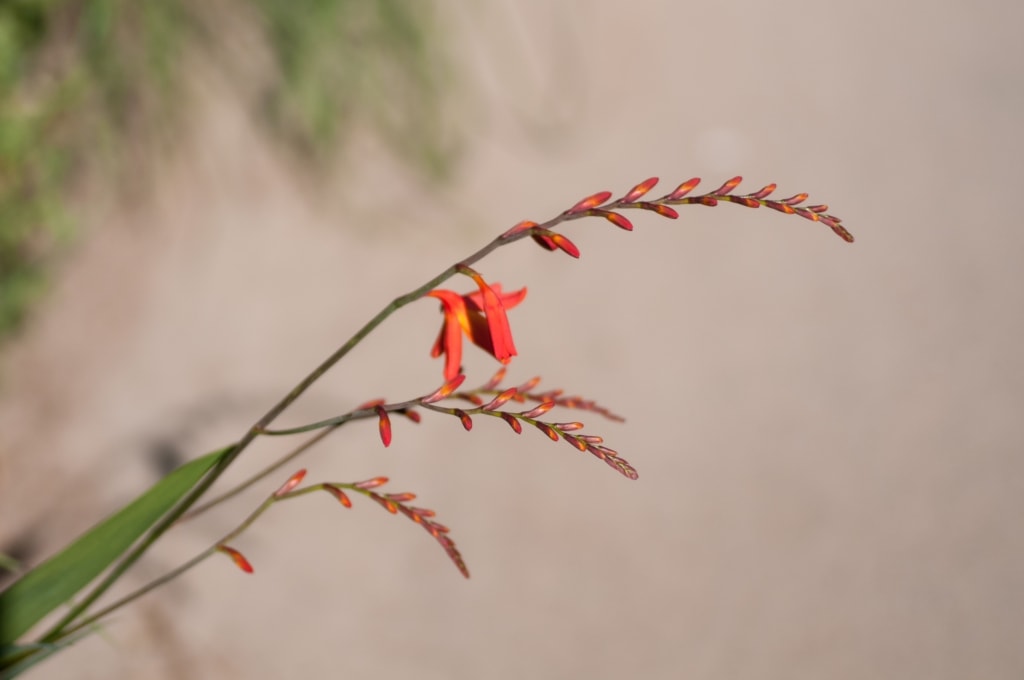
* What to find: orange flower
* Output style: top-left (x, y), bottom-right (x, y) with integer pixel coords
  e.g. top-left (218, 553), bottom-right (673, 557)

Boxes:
top-left (427, 278), bottom-right (527, 381)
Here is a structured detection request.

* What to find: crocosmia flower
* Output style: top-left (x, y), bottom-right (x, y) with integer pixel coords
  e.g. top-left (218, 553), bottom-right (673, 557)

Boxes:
top-left (427, 278), bottom-right (526, 381)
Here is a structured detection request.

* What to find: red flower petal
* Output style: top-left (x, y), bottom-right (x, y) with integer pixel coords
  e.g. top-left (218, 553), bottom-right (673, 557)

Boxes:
top-left (428, 280), bottom-right (526, 381)
top-left (426, 290), bottom-right (469, 382)
top-left (463, 271), bottom-right (517, 363)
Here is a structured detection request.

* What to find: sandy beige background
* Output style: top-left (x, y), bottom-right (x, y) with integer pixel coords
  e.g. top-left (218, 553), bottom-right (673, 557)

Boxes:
top-left (2, 0), bottom-right (1022, 678)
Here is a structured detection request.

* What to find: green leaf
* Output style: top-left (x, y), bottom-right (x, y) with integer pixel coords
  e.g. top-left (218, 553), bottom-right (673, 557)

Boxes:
top-left (0, 553), bottom-right (20, 574)
top-left (0, 446), bottom-right (231, 644)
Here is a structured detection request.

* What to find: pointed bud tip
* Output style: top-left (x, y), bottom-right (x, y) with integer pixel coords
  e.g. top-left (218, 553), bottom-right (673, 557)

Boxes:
top-left (669, 177), bottom-right (701, 199)
top-left (273, 469), bottom-right (307, 497)
top-left (622, 177), bottom-right (659, 202)
top-left (219, 546), bottom-right (254, 574)
top-left (375, 405), bottom-right (392, 447)
top-left (568, 190), bottom-right (613, 214)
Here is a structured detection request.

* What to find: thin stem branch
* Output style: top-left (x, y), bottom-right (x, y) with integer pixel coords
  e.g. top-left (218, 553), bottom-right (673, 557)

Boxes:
top-left (180, 424), bottom-right (338, 521)
top-left (59, 487), bottom-right (285, 641)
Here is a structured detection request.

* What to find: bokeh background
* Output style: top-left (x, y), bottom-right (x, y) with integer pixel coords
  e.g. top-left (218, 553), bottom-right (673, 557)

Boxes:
top-left (2, 0), bottom-right (1022, 678)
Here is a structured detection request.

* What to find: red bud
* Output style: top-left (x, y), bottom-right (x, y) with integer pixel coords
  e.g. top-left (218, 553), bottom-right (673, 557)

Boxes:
top-left (219, 546), bottom-right (254, 574)
top-left (550, 233), bottom-right (581, 258)
top-left (273, 469), bottom-right (307, 498)
top-left (354, 476), bottom-right (389, 490)
top-left (375, 405), bottom-right (392, 447)
top-left (669, 177), bottom-right (701, 199)
top-left (423, 374), bottom-right (467, 403)
top-left (622, 177), bottom-right (659, 202)
top-left (534, 422), bottom-right (559, 441)
top-left (520, 401), bottom-right (555, 418)
top-left (567, 190), bottom-right (612, 214)
top-left (638, 203), bottom-right (679, 219)
top-left (501, 412), bottom-right (523, 434)
top-left (711, 176), bottom-right (743, 195)
top-left (595, 210), bottom-right (633, 231)
top-left (323, 484), bottom-right (353, 508)
top-left (483, 387), bottom-right (519, 411)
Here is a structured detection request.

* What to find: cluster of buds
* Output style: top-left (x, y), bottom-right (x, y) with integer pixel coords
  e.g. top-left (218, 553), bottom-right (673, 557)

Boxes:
top-left (418, 369), bottom-right (636, 480)
top-left (421, 175), bottom-right (851, 418)
top-left (219, 470), bottom-right (467, 577)
top-left (502, 175), bottom-right (852, 261)
top-left (322, 477), bottom-right (467, 578)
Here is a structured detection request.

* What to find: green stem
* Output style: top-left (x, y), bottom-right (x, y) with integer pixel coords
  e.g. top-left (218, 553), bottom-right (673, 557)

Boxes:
top-left (180, 425), bottom-right (339, 521)
top-left (58, 487), bottom-right (286, 642)
top-left (182, 396), bottom-right (426, 519)
top-left (258, 399), bottom-right (421, 437)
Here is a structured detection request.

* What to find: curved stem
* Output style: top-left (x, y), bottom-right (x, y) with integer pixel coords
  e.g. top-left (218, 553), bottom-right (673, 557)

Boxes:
top-left (180, 424), bottom-right (339, 522)
top-left (184, 397), bottom-right (425, 520)
top-left (58, 486), bottom-right (286, 642)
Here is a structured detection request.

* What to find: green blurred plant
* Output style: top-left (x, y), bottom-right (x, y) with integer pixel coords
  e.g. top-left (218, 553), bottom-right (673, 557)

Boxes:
top-left (0, 0), bottom-right (454, 342)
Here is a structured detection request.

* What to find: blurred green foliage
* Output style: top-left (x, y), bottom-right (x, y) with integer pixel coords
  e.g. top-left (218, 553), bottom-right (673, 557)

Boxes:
top-left (0, 0), bottom-right (453, 341)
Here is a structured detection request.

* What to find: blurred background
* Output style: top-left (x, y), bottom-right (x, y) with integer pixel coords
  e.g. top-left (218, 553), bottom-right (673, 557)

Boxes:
top-left (1, 0), bottom-right (1022, 678)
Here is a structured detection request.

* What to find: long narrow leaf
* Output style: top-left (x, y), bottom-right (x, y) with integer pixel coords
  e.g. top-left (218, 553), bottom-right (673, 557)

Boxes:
top-left (0, 446), bottom-right (231, 644)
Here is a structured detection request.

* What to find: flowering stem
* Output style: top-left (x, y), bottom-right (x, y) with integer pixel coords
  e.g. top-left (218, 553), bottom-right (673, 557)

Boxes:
top-left (33, 174), bottom-right (842, 651)
top-left (36, 226), bottom-right (536, 647)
